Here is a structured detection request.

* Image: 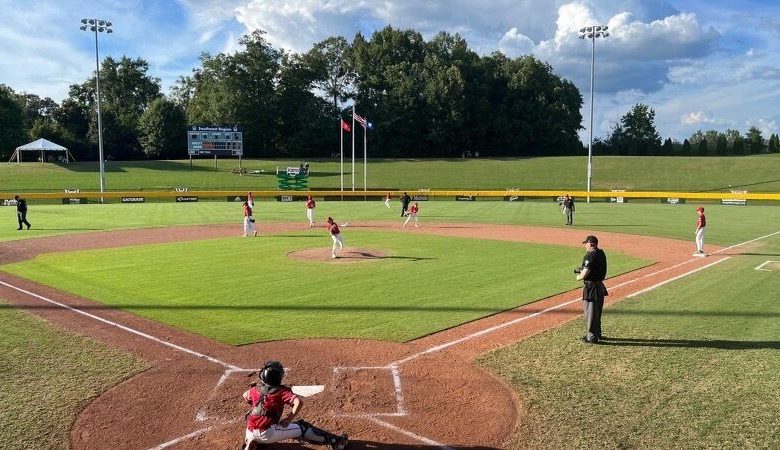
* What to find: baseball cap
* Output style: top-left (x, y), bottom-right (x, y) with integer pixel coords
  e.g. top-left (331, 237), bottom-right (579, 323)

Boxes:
top-left (697, 206), bottom-right (704, 212)
top-left (582, 235), bottom-right (598, 245)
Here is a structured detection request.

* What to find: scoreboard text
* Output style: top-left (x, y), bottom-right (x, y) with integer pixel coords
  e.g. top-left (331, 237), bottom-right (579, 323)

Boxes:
top-left (187, 126), bottom-right (243, 156)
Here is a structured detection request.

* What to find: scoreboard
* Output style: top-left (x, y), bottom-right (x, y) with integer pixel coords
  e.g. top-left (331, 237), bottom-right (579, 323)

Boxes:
top-left (187, 125), bottom-right (243, 156)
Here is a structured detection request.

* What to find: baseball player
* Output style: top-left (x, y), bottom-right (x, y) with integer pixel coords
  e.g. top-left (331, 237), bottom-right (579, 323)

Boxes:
top-left (326, 217), bottom-right (344, 258)
top-left (384, 192), bottom-right (391, 208)
top-left (306, 195), bottom-right (316, 227)
top-left (243, 200), bottom-right (257, 237)
top-left (242, 361), bottom-right (348, 450)
top-left (694, 206), bottom-right (708, 256)
top-left (402, 202), bottom-right (419, 228)
top-left (247, 191), bottom-right (254, 209)
top-left (563, 194), bottom-right (575, 225)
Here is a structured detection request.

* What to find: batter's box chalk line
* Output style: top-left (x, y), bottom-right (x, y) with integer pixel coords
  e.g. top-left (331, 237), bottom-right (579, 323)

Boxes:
top-left (754, 260), bottom-right (780, 272)
top-left (332, 364), bottom-right (407, 417)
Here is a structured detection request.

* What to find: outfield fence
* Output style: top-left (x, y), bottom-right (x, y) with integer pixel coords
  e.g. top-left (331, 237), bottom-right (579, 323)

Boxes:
top-left (2, 189), bottom-right (780, 205)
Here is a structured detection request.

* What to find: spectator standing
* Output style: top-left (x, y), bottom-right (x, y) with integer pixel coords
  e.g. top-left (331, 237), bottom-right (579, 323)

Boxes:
top-left (14, 195), bottom-right (31, 230)
top-left (575, 235), bottom-right (608, 344)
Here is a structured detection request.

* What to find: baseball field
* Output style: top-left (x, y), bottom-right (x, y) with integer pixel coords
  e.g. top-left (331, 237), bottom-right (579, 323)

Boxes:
top-left (1, 157), bottom-right (779, 449)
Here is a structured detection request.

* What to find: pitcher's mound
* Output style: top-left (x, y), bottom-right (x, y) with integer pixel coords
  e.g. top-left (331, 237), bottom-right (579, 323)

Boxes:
top-left (288, 247), bottom-right (389, 263)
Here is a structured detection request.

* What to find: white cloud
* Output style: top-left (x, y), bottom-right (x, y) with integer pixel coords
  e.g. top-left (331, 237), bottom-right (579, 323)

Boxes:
top-left (681, 111), bottom-right (718, 125)
top-left (746, 118), bottom-right (777, 136)
top-left (498, 28), bottom-right (536, 56)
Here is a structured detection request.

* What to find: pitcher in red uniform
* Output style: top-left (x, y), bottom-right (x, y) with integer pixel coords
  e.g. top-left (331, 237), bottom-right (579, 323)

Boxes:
top-left (326, 217), bottom-right (344, 258)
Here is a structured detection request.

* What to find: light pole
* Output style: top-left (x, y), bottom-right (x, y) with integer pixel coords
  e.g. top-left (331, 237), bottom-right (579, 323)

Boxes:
top-left (579, 25), bottom-right (608, 203)
top-left (80, 18), bottom-right (112, 201)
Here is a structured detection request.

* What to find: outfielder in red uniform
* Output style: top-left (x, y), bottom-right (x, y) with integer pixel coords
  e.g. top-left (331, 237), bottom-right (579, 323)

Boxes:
top-left (306, 195), bottom-right (316, 227)
top-left (242, 361), bottom-right (347, 450)
top-left (694, 206), bottom-right (707, 256)
top-left (384, 192), bottom-right (391, 208)
top-left (243, 201), bottom-right (257, 237)
top-left (326, 217), bottom-right (344, 258)
top-left (402, 202), bottom-right (419, 228)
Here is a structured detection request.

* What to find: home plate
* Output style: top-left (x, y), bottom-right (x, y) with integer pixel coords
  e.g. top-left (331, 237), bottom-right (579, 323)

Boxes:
top-left (292, 385), bottom-right (325, 397)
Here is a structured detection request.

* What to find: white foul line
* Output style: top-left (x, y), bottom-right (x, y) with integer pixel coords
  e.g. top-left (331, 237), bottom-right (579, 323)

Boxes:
top-left (0, 280), bottom-right (242, 371)
top-left (754, 261), bottom-right (779, 271)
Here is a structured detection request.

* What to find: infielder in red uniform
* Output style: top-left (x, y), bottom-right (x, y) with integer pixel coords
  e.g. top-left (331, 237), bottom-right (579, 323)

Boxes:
top-left (403, 202), bottom-right (419, 228)
top-left (306, 195), bottom-right (316, 227)
top-left (242, 361), bottom-right (347, 450)
top-left (694, 206), bottom-right (707, 256)
top-left (243, 201), bottom-right (257, 237)
top-left (326, 217), bottom-right (344, 258)
top-left (384, 192), bottom-right (391, 208)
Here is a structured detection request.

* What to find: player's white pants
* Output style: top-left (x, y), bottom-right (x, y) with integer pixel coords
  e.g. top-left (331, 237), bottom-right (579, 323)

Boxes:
top-left (385, 199), bottom-right (391, 208)
top-left (403, 213), bottom-right (418, 227)
top-left (695, 227), bottom-right (705, 252)
top-left (331, 234), bottom-right (344, 255)
top-left (243, 216), bottom-right (256, 236)
top-left (245, 423), bottom-right (302, 446)
top-left (307, 208), bottom-right (315, 226)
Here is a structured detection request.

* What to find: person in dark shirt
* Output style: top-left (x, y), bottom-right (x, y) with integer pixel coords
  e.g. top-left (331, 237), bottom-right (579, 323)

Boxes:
top-left (14, 195), bottom-right (31, 230)
top-left (575, 235), bottom-right (608, 343)
top-left (400, 192), bottom-right (411, 217)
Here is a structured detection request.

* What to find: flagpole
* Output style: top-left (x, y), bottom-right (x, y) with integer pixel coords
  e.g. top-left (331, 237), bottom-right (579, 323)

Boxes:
top-left (363, 124), bottom-right (367, 191)
top-left (339, 119), bottom-right (344, 191)
top-left (351, 105), bottom-right (355, 191)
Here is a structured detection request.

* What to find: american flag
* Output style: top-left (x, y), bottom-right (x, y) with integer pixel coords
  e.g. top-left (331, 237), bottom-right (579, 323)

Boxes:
top-left (353, 113), bottom-right (367, 127)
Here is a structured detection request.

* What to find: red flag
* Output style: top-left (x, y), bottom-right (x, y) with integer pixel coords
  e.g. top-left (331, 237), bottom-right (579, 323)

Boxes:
top-left (341, 119), bottom-right (351, 132)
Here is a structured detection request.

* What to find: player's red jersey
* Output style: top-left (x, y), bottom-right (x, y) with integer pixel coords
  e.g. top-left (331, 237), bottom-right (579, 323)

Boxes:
top-left (386, 193), bottom-right (391, 200)
top-left (409, 205), bottom-right (419, 214)
top-left (697, 214), bottom-right (706, 228)
top-left (329, 222), bottom-right (340, 235)
top-left (244, 203), bottom-right (253, 217)
top-left (306, 199), bottom-right (316, 209)
top-left (245, 386), bottom-right (298, 432)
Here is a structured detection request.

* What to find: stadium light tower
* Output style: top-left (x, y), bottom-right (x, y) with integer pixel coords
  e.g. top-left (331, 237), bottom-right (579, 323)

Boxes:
top-left (80, 18), bottom-right (113, 201)
top-left (579, 25), bottom-right (609, 203)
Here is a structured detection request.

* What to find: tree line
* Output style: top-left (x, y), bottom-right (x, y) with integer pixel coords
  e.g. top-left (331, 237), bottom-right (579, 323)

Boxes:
top-left (1, 26), bottom-right (777, 161)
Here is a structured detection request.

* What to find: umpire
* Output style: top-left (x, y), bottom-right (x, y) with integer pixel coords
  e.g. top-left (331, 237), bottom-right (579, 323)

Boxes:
top-left (575, 235), bottom-right (607, 344)
top-left (400, 192), bottom-right (411, 217)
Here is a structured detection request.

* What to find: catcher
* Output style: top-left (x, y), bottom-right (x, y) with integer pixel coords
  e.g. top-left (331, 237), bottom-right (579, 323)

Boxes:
top-left (242, 361), bottom-right (348, 450)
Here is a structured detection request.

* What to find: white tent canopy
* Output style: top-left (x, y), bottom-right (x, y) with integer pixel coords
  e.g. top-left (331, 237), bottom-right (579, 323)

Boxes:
top-left (9, 138), bottom-right (76, 163)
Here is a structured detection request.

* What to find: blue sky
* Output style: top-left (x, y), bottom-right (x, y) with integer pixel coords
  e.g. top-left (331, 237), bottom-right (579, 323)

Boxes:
top-left (2, 0), bottom-right (780, 142)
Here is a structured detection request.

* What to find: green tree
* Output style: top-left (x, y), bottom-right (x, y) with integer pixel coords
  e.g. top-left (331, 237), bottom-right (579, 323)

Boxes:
top-left (138, 97), bottom-right (187, 159)
top-left (0, 84), bottom-right (26, 159)
top-left (768, 133), bottom-right (779, 153)
top-left (605, 103), bottom-right (661, 156)
top-left (732, 134), bottom-right (746, 155)
top-left (698, 138), bottom-right (708, 156)
top-left (716, 134), bottom-right (728, 156)
top-left (745, 126), bottom-right (765, 154)
top-left (681, 138), bottom-right (691, 156)
top-left (305, 36), bottom-right (355, 114)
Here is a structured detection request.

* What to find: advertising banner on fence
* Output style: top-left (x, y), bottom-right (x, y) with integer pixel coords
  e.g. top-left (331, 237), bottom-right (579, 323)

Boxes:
top-left (455, 195), bottom-right (476, 201)
top-left (176, 196), bottom-right (198, 202)
top-left (721, 190), bottom-right (747, 205)
top-left (121, 197), bottom-right (145, 203)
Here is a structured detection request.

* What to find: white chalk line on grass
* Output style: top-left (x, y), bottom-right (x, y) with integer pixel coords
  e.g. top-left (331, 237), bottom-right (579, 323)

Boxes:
top-left (0, 280), bottom-right (242, 371)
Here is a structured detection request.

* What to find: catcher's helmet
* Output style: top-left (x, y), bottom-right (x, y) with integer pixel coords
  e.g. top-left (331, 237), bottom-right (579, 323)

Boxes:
top-left (259, 361), bottom-right (284, 387)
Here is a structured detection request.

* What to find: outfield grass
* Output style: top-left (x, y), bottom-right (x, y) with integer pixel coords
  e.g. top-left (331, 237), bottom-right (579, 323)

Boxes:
top-left (2, 155), bottom-right (780, 192)
top-left (0, 300), bottom-right (148, 449)
top-left (1, 231), bottom-right (647, 344)
top-left (479, 233), bottom-right (780, 448)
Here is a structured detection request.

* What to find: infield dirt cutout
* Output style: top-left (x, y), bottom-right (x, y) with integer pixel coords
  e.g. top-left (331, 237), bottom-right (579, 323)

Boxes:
top-left (0, 221), bottom-right (734, 449)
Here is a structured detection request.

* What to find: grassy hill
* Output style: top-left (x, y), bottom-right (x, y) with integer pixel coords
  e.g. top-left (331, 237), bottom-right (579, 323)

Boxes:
top-left (2, 155), bottom-right (779, 192)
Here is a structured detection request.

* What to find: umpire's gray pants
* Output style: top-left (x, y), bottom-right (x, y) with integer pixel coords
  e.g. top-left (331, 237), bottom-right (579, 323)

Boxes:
top-left (583, 298), bottom-right (603, 341)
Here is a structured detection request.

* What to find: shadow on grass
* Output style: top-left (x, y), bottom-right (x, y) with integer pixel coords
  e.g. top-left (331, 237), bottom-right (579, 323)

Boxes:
top-left (56, 160), bottom-right (216, 173)
top-left (599, 337), bottom-right (780, 350)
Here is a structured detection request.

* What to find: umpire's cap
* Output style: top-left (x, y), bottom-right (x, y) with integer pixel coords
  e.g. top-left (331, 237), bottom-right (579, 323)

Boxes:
top-left (582, 235), bottom-right (598, 245)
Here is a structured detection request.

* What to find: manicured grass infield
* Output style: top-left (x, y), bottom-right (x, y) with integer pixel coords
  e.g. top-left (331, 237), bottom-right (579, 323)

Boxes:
top-left (2, 231), bottom-right (646, 344)
top-left (480, 233), bottom-right (780, 448)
